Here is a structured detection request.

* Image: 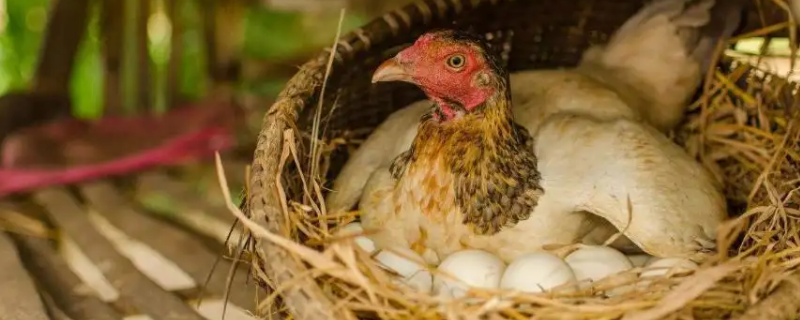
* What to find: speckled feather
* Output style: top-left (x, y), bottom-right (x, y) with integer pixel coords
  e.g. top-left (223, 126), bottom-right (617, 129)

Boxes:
top-left (390, 99), bottom-right (543, 236)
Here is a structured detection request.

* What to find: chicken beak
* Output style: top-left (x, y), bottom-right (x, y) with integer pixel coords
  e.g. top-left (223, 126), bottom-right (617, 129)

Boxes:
top-left (372, 57), bottom-right (414, 84)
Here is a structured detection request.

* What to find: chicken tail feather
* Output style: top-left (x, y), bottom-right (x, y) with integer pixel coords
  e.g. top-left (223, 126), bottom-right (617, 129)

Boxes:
top-left (577, 0), bottom-right (745, 132)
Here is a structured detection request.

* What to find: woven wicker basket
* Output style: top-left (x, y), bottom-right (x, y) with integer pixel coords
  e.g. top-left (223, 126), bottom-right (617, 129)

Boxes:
top-left (244, 1), bottom-right (797, 320)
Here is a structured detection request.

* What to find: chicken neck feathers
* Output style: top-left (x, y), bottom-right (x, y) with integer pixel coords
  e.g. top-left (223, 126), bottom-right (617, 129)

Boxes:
top-left (389, 91), bottom-right (543, 236)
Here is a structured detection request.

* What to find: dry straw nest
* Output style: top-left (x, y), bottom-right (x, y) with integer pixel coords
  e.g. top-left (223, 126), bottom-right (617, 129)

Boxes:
top-left (232, 1), bottom-right (800, 319)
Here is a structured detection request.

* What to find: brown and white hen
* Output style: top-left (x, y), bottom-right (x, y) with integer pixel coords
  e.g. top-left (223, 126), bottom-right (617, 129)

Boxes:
top-left (327, 0), bottom-right (745, 263)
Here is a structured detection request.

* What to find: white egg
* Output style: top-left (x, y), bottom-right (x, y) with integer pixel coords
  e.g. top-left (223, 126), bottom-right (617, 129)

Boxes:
top-left (627, 254), bottom-right (653, 268)
top-left (565, 246), bottom-right (633, 288)
top-left (374, 247), bottom-right (432, 293)
top-left (499, 252), bottom-right (577, 293)
top-left (641, 257), bottom-right (698, 278)
top-left (334, 222), bottom-right (377, 254)
top-left (434, 250), bottom-right (506, 299)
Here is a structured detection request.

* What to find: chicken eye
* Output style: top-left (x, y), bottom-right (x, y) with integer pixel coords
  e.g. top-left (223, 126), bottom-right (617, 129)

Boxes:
top-left (446, 54), bottom-right (466, 70)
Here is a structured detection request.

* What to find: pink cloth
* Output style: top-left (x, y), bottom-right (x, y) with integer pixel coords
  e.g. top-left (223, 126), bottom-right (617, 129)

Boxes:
top-left (0, 104), bottom-right (238, 197)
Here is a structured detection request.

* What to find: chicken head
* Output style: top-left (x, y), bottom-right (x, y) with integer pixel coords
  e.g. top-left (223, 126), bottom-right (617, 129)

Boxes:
top-left (372, 31), bottom-right (508, 123)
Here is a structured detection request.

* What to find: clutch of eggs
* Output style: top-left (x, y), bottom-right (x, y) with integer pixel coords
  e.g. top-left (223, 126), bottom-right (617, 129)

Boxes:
top-left (334, 222), bottom-right (695, 297)
top-left (429, 246), bottom-right (635, 298)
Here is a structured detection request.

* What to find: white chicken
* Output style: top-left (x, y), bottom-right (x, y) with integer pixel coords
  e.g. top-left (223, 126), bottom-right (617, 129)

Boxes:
top-left (326, 0), bottom-right (744, 263)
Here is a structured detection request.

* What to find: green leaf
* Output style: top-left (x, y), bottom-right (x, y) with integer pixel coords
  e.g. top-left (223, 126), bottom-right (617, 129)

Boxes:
top-left (243, 8), bottom-right (306, 60)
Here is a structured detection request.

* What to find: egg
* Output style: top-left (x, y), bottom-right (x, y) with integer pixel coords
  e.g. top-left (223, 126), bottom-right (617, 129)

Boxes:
top-left (641, 257), bottom-right (698, 278)
top-left (565, 245), bottom-right (633, 288)
top-left (434, 250), bottom-right (506, 299)
top-left (374, 247), bottom-right (432, 293)
top-left (333, 222), bottom-right (377, 254)
top-left (499, 252), bottom-right (577, 293)
top-left (627, 254), bottom-right (654, 268)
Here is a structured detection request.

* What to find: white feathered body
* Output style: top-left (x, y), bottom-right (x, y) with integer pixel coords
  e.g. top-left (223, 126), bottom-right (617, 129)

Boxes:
top-left (328, 0), bottom-right (741, 262)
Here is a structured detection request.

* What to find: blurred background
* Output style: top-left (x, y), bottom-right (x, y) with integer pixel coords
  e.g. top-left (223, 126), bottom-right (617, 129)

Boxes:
top-left (0, 0), bottom-right (426, 198)
top-left (0, 0), bottom-right (412, 123)
top-left (1, 0), bottom-right (793, 122)
top-left (0, 0), bottom-right (795, 194)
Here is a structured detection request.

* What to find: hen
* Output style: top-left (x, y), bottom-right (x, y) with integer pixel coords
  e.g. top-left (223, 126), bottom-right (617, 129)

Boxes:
top-left (327, 0), bottom-right (744, 263)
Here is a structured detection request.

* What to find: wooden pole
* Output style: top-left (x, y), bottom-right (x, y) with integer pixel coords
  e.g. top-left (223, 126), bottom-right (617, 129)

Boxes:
top-left (101, 0), bottom-right (124, 115)
top-left (121, 0), bottom-right (153, 114)
top-left (32, 0), bottom-right (92, 95)
top-left (166, 0), bottom-right (184, 109)
top-left (137, 0), bottom-right (153, 113)
top-left (202, 0), bottom-right (246, 103)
